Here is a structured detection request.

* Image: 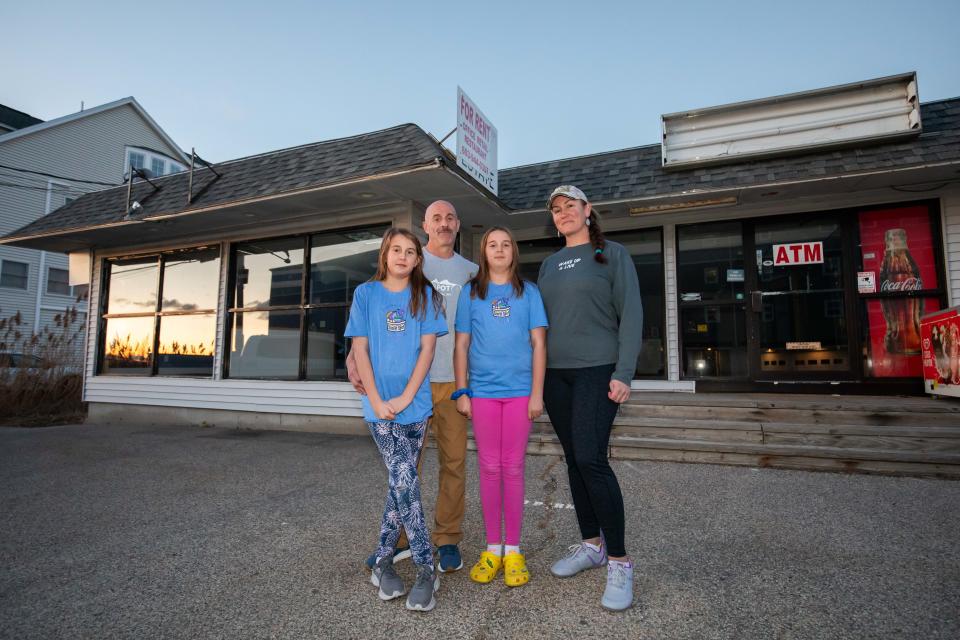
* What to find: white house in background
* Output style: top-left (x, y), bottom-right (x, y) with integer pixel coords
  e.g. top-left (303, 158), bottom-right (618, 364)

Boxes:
top-left (0, 98), bottom-right (187, 362)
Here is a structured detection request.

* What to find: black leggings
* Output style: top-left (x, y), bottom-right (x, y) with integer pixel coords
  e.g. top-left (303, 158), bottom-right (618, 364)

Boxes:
top-left (543, 364), bottom-right (626, 557)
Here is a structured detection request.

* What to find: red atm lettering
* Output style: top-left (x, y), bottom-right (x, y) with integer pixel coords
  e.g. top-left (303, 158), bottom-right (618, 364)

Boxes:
top-left (803, 243), bottom-right (822, 263)
top-left (776, 246), bottom-right (789, 264)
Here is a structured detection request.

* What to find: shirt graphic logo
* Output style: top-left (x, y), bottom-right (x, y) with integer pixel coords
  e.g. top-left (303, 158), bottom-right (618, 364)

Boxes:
top-left (491, 297), bottom-right (511, 318)
top-left (431, 278), bottom-right (459, 296)
top-left (385, 308), bottom-right (406, 332)
top-left (557, 258), bottom-right (582, 271)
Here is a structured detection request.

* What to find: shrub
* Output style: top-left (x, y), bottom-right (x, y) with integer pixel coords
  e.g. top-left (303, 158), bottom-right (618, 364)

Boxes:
top-left (0, 297), bottom-right (87, 426)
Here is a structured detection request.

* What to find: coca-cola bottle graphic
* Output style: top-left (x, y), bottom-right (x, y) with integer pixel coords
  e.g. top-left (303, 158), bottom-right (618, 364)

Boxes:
top-left (879, 228), bottom-right (923, 355)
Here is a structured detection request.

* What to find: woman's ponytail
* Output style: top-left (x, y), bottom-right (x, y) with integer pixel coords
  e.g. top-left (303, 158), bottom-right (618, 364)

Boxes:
top-left (588, 212), bottom-right (607, 264)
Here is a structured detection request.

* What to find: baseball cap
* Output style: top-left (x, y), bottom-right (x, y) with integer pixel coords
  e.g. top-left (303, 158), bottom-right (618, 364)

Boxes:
top-left (547, 185), bottom-right (588, 209)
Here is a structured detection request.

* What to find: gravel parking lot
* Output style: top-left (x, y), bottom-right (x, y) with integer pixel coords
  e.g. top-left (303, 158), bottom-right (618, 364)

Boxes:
top-left (1, 422), bottom-right (958, 639)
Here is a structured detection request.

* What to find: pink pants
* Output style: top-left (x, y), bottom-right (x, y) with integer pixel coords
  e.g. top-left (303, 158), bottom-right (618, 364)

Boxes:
top-left (471, 396), bottom-right (532, 546)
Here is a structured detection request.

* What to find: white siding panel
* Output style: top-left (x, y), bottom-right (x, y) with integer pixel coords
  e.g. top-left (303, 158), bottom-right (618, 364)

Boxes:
top-left (663, 224), bottom-right (681, 381)
top-left (213, 241), bottom-right (229, 380)
top-left (84, 377), bottom-right (363, 416)
top-left (942, 190), bottom-right (960, 307)
top-left (82, 253), bottom-right (101, 398)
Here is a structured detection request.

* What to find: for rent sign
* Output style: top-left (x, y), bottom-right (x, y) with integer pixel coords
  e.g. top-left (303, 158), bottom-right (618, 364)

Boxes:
top-left (773, 241), bottom-right (824, 266)
top-left (457, 87), bottom-right (498, 195)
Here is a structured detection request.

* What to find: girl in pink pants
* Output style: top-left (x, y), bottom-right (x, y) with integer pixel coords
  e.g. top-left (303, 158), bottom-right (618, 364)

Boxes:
top-left (452, 227), bottom-right (548, 587)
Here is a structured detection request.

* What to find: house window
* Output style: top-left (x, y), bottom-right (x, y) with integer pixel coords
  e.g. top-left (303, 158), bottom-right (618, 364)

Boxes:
top-left (128, 151), bottom-right (146, 170)
top-left (226, 225), bottom-right (388, 380)
top-left (125, 147), bottom-right (185, 177)
top-left (99, 246), bottom-right (221, 376)
top-left (47, 267), bottom-right (70, 295)
top-left (0, 260), bottom-right (28, 289)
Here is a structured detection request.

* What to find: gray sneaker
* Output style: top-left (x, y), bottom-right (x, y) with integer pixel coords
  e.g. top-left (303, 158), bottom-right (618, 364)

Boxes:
top-left (550, 541), bottom-right (607, 578)
top-left (405, 565), bottom-right (440, 612)
top-left (370, 554), bottom-right (406, 601)
top-left (601, 560), bottom-right (634, 611)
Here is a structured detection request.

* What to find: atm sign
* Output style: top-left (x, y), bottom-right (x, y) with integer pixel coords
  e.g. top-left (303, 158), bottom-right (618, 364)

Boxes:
top-left (773, 241), bottom-right (824, 266)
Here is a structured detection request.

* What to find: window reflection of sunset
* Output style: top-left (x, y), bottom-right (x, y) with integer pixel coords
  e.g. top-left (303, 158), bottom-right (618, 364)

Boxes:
top-left (104, 317), bottom-right (154, 362)
top-left (158, 315), bottom-right (215, 355)
top-left (162, 253), bottom-right (221, 311)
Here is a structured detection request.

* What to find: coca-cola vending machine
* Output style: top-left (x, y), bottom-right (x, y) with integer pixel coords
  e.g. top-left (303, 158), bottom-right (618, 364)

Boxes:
top-left (859, 206), bottom-right (941, 378)
top-left (921, 306), bottom-right (960, 398)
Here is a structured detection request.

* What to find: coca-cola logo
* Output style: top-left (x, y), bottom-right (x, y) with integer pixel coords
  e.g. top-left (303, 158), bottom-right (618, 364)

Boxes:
top-left (880, 277), bottom-right (922, 292)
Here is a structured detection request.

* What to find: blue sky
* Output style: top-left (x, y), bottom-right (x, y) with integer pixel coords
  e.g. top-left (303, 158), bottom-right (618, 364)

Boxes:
top-left (4, 0), bottom-right (959, 168)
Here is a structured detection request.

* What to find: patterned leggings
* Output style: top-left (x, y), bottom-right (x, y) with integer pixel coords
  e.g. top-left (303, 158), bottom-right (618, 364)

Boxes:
top-left (368, 419), bottom-right (433, 567)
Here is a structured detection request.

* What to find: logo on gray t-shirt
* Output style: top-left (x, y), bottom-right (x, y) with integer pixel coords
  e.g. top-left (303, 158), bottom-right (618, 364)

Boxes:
top-left (422, 249), bottom-right (478, 383)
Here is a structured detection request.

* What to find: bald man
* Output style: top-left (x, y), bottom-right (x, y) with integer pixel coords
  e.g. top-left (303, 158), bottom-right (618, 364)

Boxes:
top-left (350, 201), bottom-right (478, 573)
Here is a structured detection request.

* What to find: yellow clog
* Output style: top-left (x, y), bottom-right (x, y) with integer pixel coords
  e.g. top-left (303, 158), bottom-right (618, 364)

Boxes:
top-left (470, 551), bottom-right (502, 584)
top-left (503, 551), bottom-right (530, 587)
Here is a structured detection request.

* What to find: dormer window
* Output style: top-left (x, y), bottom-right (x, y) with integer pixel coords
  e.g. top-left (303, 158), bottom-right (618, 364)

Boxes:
top-left (125, 146), bottom-right (184, 177)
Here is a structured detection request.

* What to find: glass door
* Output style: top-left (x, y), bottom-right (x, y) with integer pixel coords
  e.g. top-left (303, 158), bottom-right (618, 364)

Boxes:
top-left (749, 216), bottom-right (854, 379)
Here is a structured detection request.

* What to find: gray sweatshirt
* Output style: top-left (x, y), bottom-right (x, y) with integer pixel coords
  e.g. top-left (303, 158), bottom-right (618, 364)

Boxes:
top-left (537, 240), bottom-right (643, 384)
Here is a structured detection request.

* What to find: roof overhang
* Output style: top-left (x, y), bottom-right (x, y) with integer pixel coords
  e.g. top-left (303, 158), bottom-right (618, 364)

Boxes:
top-left (503, 158), bottom-right (960, 229)
top-left (0, 162), bottom-right (511, 253)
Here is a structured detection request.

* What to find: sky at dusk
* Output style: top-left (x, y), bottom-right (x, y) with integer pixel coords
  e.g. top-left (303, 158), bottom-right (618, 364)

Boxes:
top-left (4, 0), bottom-right (959, 170)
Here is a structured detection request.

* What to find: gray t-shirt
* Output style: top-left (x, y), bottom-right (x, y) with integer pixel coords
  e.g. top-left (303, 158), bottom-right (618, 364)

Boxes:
top-left (422, 248), bottom-right (478, 382)
top-left (537, 240), bottom-right (643, 384)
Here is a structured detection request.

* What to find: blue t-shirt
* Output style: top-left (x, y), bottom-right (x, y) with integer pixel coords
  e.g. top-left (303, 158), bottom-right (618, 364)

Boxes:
top-left (454, 281), bottom-right (548, 398)
top-left (345, 281), bottom-right (448, 424)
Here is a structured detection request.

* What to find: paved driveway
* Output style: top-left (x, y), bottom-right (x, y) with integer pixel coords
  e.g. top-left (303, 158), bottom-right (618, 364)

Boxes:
top-left (1, 423), bottom-right (958, 639)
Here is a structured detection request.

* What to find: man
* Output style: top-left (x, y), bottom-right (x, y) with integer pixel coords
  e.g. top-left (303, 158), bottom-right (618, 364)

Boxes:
top-left (348, 200), bottom-right (478, 573)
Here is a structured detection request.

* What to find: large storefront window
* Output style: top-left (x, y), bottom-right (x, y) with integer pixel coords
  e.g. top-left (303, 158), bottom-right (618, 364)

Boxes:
top-left (753, 217), bottom-right (849, 376)
top-left (227, 225), bottom-right (387, 380)
top-left (677, 200), bottom-right (945, 385)
top-left (677, 221), bottom-right (748, 378)
top-left (517, 227), bottom-right (666, 378)
top-left (100, 247), bottom-right (220, 376)
top-left (857, 204), bottom-right (944, 378)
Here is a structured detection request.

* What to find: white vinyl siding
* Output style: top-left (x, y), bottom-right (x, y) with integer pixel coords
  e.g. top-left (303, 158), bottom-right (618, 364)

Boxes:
top-left (941, 189), bottom-right (960, 307)
top-left (663, 223), bottom-right (681, 381)
top-left (84, 377), bottom-right (363, 416)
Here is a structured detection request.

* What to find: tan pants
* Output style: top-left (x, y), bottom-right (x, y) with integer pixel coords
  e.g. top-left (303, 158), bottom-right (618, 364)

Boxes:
top-left (398, 381), bottom-right (467, 548)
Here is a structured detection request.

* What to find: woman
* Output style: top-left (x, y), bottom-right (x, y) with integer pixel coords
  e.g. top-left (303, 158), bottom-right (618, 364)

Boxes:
top-left (537, 185), bottom-right (643, 611)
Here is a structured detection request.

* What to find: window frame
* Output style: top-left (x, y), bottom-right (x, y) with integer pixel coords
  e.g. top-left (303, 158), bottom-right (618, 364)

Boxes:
top-left (223, 224), bottom-right (390, 382)
top-left (97, 245), bottom-right (221, 377)
top-left (0, 259), bottom-right (29, 290)
top-left (124, 146), bottom-right (185, 177)
top-left (46, 267), bottom-right (71, 296)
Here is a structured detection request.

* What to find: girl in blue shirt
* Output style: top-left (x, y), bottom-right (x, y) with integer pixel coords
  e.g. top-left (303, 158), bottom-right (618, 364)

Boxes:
top-left (453, 226), bottom-right (548, 588)
top-left (345, 227), bottom-right (447, 612)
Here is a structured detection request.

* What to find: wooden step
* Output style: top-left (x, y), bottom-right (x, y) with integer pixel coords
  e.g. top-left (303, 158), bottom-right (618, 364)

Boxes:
top-left (615, 403), bottom-right (960, 427)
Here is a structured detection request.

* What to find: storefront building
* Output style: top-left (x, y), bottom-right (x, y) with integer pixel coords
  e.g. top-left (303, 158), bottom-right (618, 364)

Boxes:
top-left (2, 75), bottom-right (959, 428)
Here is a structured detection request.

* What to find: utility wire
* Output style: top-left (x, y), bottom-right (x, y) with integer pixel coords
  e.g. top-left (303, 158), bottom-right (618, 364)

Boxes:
top-left (0, 171), bottom-right (95, 194)
top-left (0, 180), bottom-right (94, 196)
top-left (0, 163), bottom-right (120, 187)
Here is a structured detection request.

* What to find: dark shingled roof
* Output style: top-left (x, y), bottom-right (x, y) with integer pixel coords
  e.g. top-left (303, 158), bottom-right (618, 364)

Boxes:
top-left (4, 98), bottom-right (959, 243)
top-left (497, 97), bottom-right (960, 211)
top-left (0, 104), bottom-right (44, 132)
top-left (4, 124), bottom-right (446, 240)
